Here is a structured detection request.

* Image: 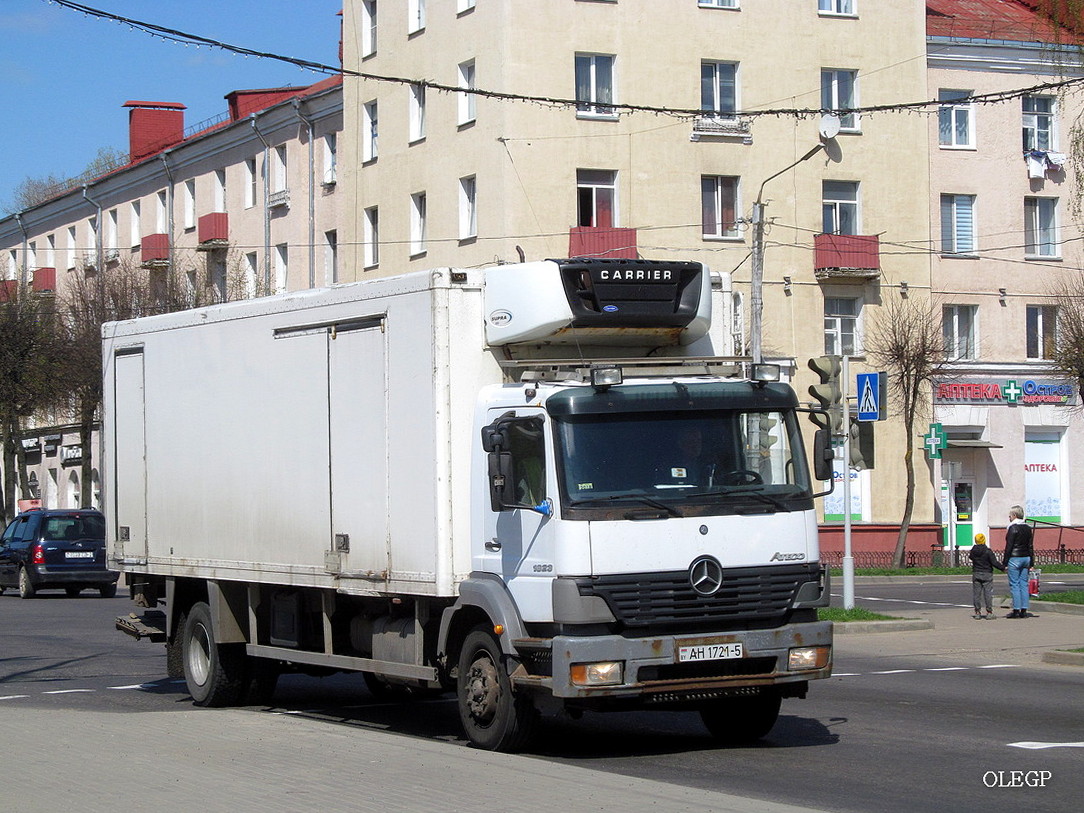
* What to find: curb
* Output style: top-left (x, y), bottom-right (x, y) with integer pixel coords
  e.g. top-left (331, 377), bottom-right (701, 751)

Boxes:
top-left (1029, 599), bottom-right (1084, 616)
top-left (1042, 650), bottom-right (1084, 666)
top-left (831, 619), bottom-right (934, 634)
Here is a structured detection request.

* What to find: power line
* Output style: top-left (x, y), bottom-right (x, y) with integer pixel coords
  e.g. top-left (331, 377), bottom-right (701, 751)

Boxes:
top-left (48, 0), bottom-right (1084, 122)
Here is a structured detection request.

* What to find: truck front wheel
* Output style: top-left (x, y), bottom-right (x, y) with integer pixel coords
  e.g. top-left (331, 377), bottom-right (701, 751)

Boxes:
top-left (457, 626), bottom-right (537, 752)
top-left (699, 691), bottom-right (782, 745)
top-left (182, 602), bottom-right (247, 707)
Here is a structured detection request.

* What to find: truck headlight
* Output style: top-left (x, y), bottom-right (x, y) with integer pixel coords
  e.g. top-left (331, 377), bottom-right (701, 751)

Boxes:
top-left (788, 646), bottom-right (830, 671)
top-left (570, 661), bottom-right (624, 686)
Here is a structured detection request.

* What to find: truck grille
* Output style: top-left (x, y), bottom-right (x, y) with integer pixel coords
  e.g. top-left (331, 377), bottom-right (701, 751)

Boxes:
top-left (575, 563), bottom-right (817, 628)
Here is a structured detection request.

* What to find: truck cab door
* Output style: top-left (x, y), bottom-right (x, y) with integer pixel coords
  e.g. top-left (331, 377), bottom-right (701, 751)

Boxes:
top-left (477, 409), bottom-right (556, 621)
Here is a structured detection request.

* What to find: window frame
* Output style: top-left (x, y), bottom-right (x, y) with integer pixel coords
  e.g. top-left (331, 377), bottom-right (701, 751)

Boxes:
top-left (363, 101), bottom-right (378, 163)
top-left (701, 175), bottom-right (740, 240)
top-left (576, 169), bottom-right (618, 228)
top-left (818, 0), bottom-right (856, 15)
top-left (1026, 304), bottom-right (1057, 361)
top-left (821, 68), bottom-right (859, 131)
top-left (324, 229), bottom-right (338, 284)
top-left (1024, 197), bottom-right (1059, 259)
top-left (1022, 95), bottom-right (1055, 152)
top-left (942, 304), bottom-right (978, 361)
top-left (823, 296), bottom-right (861, 357)
top-left (408, 0), bottom-right (426, 35)
top-left (940, 194), bottom-right (976, 256)
top-left (360, 0), bottom-right (377, 58)
top-left (244, 158), bottom-right (258, 209)
top-left (575, 53), bottom-right (616, 119)
top-left (458, 60), bottom-right (477, 126)
top-left (363, 206), bottom-right (380, 269)
top-left (323, 134), bottom-right (338, 185)
top-left (822, 180), bottom-right (860, 236)
top-left (409, 83), bottom-right (426, 143)
top-left (459, 175), bottom-right (478, 241)
top-left (938, 89), bottom-right (974, 149)
top-left (701, 61), bottom-right (739, 120)
top-left (410, 192), bottom-right (427, 257)
top-left (699, 0), bottom-right (739, 8)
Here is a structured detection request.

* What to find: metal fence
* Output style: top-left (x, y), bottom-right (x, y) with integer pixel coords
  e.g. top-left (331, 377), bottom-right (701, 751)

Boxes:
top-left (821, 547), bottom-right (1084, 569)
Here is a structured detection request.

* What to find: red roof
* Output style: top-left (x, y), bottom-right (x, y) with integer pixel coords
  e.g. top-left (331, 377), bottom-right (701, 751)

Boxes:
top-left (927, 0), bottom-right (1084, 43)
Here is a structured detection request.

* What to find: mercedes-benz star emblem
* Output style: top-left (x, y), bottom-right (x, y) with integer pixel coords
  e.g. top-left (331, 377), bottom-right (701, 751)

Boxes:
top-left (689, 555), bottom-right (723, 596)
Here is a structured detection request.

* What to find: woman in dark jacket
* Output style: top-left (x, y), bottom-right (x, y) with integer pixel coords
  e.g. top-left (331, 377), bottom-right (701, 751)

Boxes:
top-left (1003, 505), bottom-right (1034, 618)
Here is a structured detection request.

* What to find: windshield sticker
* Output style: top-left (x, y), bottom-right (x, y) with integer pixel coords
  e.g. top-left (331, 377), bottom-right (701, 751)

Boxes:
top-left (577, 482), bottom-right (594, 491)
top-left (671, 467), bottom-right (688, 478)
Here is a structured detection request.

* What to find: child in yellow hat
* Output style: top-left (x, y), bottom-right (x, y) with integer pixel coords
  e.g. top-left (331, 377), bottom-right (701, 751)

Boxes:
top-left (969, 532), bottom-right (1005, 619)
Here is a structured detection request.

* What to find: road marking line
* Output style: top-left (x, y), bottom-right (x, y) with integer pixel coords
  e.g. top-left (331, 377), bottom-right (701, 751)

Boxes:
top-left (106, 683), bottom-right (155, 690)
top-left (870, 669), bottom-right (915, 674)
top-left (925, 667), bottom-right (968, 671)
top-left (976, 664), bottom-right (1019, 669)
top-left (43, 689), bottom-right (95, 694)
top-left (0, 695), bottom-right (30, 701)
top-left (1008, 741), bottom-right (1084, 750)
top-left (832, 672), bottom-right (861, 676)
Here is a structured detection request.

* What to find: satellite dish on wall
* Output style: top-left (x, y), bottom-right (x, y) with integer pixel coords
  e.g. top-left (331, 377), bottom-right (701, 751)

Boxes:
top-left (819, 114), bottom-right (841, 140)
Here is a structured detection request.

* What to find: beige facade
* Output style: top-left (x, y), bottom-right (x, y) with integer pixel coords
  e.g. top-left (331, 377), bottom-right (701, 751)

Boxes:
top-left (0, 80), bottom-right (342, 512)
top-left (342, 0), bottom-right (934, 526)
top-left (928, 28), bottom-right (1084, 543)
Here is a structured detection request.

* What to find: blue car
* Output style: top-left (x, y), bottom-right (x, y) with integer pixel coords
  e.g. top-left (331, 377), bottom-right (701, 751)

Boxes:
top-left (0, 509), bottom-right (118, 599)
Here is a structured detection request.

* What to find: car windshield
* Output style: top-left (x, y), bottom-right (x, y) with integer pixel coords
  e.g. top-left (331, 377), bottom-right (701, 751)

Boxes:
top-left (554, 409), bottom-right (812, 513)
top-left (42, 515), bottom-right (105, 542)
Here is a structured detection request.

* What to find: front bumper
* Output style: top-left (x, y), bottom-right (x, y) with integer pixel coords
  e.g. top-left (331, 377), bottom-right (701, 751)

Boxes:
top-left (513, 620), bottom-right (832, 705)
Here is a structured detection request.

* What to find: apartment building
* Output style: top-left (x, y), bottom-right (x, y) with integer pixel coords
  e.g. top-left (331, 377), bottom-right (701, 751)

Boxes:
top-left (0, 76), bottom-right (343, 511)
top-left (341, 0), bottom-right (935, 539)
top-left (927, 0), bottom-right (1084, 547)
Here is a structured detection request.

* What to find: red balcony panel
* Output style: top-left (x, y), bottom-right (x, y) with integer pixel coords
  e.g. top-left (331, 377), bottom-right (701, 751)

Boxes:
top-left (0, 279), bottom-right (18, 302)
top-left (198, 212), bottom-right (229, 244)
top-left (141, 233), bottom-right (170, 264)
top-left (814, 233), bottom-right (880, 271)
top-left (32, 267), bottom-right (56, 293)
top-left (569, 226), bottom-right (639, 260)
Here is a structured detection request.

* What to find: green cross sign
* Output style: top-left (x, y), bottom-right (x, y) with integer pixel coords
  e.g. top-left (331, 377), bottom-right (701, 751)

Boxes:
top-left (1003, 379), bottom-right (1022, 404)
top-left (923, 422), bottom-right (947, 459)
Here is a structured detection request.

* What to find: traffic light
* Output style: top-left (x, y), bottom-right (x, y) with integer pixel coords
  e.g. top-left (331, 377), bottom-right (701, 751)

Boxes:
top-left (808, 355), bottom-right (843, 434)
top-left (849, 420), bottom-right (875, 470)
top-left (757, 414), bottom-right (779, 452)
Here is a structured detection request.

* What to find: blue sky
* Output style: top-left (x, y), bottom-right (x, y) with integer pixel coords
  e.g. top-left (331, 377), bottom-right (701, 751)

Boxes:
top-left (0, 0), bottom-right (344, 213)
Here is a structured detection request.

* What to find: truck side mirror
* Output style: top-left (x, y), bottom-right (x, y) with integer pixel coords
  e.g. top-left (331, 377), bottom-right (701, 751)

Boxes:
top-left (487, 450), bottom-right (516, 511)
top-left (813, 429), bottom-right (834, 483)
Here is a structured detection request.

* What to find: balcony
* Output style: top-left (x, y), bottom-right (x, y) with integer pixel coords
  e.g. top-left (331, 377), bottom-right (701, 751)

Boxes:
top-left (32, 267), bottom-right (56, 294)
top-left (197, 212), bottom-right (229, 250)
top-left (141, 233), bottom-right (170, 267)
top-left (813, 233), bottom-right (880, 282)
top-left (268, 188), bottom-right (290, 208)
top-left (690, 115), bottom-right (752, 143)
top-left (569, 227), bottom-right (639, 260)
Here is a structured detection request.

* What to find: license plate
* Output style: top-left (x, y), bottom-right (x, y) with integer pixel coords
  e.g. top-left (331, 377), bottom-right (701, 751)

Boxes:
top-left (65, 551), bottom-right (94, 559)
top-left (677, 642), bottom-right (743, 662)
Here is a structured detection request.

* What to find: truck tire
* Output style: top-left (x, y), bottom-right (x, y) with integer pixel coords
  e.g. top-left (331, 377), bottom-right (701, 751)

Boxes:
top-left (182, 602), bottom-right (247, 707)
top-left (457, 626), bottom-right (538, 752)
top-left (699, 691), bottom-right (782, 745)
top-left (18, 567), bottom-right (36, 599)
top-left (165, 613), bottom-right (186, 679)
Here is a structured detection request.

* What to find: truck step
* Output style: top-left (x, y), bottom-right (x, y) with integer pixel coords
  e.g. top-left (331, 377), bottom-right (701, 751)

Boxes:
top-left (116, 611), bottom-right (168, 642)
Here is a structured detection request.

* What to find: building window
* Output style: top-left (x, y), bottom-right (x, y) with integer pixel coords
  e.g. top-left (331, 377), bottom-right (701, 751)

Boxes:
top-left (323, 134), bottom-right (338, 185)
top-left (364, 206), bottom-right (379, 269)
top-left (409, 84), bottom-right (426, 142)
top-left (183, 179), bottom-right (196, 230)
top-left (701, 61), bottom-right (738, 119)
top-left (819, 0), bottom-right (855, 14)
top-left (575, 53), bottom-right (615, 118)
top-left (129, 202), bottom-right (141, 247)
top-left (361, 0), bottom-right (377, 58)
top-left (67, 226), bottom-right (76, 270)
top-left (577, 169), bottom-right (617, 228)
top-left (410, 192), bottom-right (427, 256)
top-left (363, 101), bottom-right (378, 162)
top-left (943, 305), bottom-right (977, 360)
top-left (824, 297), bottom-right (859, 356)
top-left (244, 158), bottom-right (258, 208)
top-left (1022, 95), bottom-right (1054, 152)
top-left (408, 0), bottom-right (425, 34)
top-left (1024, 197), bottom-right (1058, 258)
top-left (1026, 305), bottom-right (1057, 360)
top-left (938, 90), bottom-right (973, 148)
top-left (272, 146), bottom-right (288, 193)
top-left (214, 170), bottom-right (227, 212)
top-left (45, 233), bottom-right (55, 268)
top-left (325, 230), bottom-right (338, 284)
top-left (106, 209), bottom-right (118, 254)
top-left (156, 190), bottom-right (168, 233)
top-left (88, 216), bottom-right (99, 257)
top-left (699, 0), bottom-right (739, 7)
top-left (6, 250), bottom-right (15, 279)
top-left (822, 181), bottom-right (859, 235)
top-left (459, 175), bottom-right (477, 240)
top-left (701, 176), bottom-right (739, 239)
top-left (244, 252), bottom-right (258, 298)
top-left (940, 194), bottom-right (975, 255)
top-left (274, 243), bottom-right (288, 293)
top-left (457, 0), bottom-right (476, 11)
top-left (27, 241), bottom-right (37, 270)
top-left (458, 60), bottom-right (476, 125)
top-left (821, 69), bottom-right (858, 131)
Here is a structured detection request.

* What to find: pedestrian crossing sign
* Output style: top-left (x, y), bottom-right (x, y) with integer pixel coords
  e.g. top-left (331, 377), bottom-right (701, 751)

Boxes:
top-left (856, 372), bottom-right (882, 422)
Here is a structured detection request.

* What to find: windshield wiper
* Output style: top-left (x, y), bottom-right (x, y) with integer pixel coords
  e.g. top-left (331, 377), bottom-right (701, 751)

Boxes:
top-left (569, 494), bottom-right (682, 517)
top-left (685, 487), bottom-right (790, 511)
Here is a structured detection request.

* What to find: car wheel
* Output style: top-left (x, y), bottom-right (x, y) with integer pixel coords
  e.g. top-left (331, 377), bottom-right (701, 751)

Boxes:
top-left (99, 583), bottom-right (118, 598)
top-left (18, 567), bottom-right (36, 599)
top-left (182, 602), bottom-right (247, 707)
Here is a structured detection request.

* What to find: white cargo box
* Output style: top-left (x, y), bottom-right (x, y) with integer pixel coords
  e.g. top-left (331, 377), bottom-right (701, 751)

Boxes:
top-left (103, 269), bottom-right (496, 597)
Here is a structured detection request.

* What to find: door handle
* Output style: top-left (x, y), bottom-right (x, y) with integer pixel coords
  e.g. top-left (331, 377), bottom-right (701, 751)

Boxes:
top-left (485, 539), bottom-right (502, 552)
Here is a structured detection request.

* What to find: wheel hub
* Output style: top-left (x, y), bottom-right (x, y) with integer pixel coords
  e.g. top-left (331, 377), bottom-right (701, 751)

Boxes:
top-left (465, 654), bottom-right (500, 725)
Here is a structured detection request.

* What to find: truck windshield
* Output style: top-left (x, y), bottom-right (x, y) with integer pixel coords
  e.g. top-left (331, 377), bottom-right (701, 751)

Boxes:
top-left (553, 409), bottom-right (813, 518)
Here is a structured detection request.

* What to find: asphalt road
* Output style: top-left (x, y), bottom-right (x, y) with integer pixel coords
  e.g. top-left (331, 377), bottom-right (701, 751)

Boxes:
top-left (1, 583), bottom-right (1081, 813)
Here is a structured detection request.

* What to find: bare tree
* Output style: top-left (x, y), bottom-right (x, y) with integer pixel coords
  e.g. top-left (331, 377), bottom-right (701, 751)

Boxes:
top-left (4, 146), bottom-right (128, 213)
top-left (1047, 270), bottom-right (1084, 399)
top-left (865, 295), bottom-right (953, 569)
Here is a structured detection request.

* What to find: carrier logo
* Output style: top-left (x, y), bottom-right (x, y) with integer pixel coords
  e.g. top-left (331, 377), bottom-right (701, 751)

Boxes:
top-left (770, 551), bottom-right (806, 562)
top-left (489, 310), bottom-right (512, 327)
top-left (689, 555), bottom-right (724, 596)
top-left (596, 269), bottom-right (675, 282)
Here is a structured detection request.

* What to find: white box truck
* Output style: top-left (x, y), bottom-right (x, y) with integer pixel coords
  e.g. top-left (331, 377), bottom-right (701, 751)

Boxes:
top-left (106, 258), bottom-right (833, 752)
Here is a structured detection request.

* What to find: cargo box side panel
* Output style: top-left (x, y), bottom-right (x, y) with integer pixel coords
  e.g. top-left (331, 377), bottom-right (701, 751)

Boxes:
top-left (111, 350), bottom-right (148, 564)
top-left (142, 315), bottom-right (333, 579)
